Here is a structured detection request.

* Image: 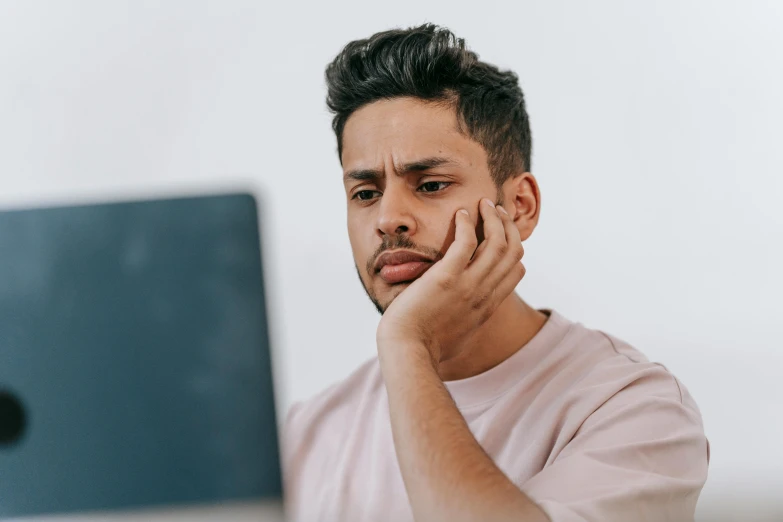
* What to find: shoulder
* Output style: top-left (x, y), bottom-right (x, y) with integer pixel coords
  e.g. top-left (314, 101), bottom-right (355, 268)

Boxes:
top-left (547, 316), bottom-right (706, 452)
top-left (282, 356), bottom-right (383, 459)
top-left (537, 314), bottom-right (705, 450)
top-left (585, 325), bottom-right (699, 413)
top-left (522, 317), bottom-right (708, 519)
top-left (552, 315), bottom-right (698, 410)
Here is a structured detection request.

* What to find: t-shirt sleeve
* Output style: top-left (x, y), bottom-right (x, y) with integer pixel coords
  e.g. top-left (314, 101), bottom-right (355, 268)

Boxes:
top-left (521, 366), bottom-right (709, 522)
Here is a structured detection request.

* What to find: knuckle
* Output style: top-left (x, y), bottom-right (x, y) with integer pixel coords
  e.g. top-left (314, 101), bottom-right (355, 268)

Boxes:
top-left (491, 242), bottom-right (507, 260)
top-left (437, 272), bottom-right (458, 291)
top-left (479, 305), bottom-right (495, 324)
top-left (471, 292), bottom-right (490, 311)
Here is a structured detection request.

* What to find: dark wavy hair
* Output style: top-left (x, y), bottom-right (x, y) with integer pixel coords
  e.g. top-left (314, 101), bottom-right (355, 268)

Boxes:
top-left (325, 23), bottom-right (532, 186)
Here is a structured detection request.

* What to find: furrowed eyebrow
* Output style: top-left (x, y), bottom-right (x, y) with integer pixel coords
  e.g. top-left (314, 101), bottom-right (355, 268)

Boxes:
top-left (343, 168), bottom-right (382, 183)
top-left (397, 157), bottom-right (455, 172)
top-left (343, 157), bottom-right (458, 183)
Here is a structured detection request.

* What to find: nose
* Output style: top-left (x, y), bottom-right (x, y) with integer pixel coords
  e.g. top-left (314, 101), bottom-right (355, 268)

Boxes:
top-left (376, 183), bottom-right (417, 238)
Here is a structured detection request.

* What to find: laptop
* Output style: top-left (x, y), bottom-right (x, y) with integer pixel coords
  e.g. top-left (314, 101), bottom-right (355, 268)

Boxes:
top-left (0, 193), bottom-right (284, 521)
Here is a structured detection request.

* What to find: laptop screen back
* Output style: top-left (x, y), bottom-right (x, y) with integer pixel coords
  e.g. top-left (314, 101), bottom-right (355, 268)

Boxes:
top-left (0, 193), bottom-right (281, 518)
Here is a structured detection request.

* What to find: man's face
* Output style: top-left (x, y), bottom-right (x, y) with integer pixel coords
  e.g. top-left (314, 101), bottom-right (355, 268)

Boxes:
top-left (341, 97), bottom-right (501, 313)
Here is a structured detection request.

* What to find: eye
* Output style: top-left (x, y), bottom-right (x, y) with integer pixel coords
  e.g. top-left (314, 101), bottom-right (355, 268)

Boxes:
top-left (418, 181), bottom-right (451, 193)
top-left (352, 189), bottom-right (381, 201)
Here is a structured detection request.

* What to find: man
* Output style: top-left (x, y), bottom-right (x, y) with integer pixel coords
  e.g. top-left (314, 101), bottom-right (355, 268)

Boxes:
top-left (284, 24), bottom-right (709, 522)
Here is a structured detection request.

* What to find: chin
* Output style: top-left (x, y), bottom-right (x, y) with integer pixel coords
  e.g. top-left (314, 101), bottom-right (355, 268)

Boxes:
top-left (377, 282), bottom-right (411, 311)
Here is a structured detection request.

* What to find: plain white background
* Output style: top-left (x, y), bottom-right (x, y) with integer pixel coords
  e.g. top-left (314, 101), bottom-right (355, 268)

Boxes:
top-left (1, 1), bottom-right (781, 519)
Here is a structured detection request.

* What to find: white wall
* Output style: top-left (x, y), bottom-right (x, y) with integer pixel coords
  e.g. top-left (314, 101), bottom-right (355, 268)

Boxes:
top-left (1, 1), bottom-right (781, 518)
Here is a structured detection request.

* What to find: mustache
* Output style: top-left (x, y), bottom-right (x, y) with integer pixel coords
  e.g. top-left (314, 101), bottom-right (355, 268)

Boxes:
top-left (365, 235), bottom-right (443, 275)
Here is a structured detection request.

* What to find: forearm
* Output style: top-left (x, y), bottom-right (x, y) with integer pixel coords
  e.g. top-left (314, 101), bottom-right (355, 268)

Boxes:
top-left (379, 340), bottom-right (550, 522)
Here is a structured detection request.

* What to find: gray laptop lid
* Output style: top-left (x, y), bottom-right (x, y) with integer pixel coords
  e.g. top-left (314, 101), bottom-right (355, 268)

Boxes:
top-left (0, 193), bottom-right (281, 518)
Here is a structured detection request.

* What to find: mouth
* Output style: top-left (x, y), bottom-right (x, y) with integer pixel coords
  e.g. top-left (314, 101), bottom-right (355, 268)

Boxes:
top-left (374, 250), bottom-right (434, 284)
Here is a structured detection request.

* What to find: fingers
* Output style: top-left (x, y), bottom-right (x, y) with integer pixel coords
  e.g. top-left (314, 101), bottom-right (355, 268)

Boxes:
top-left (440, 199), bottom-right (525, 299)
top-left (440, 208), bottom-right (479, 273)
top-left (482, 204), bottom-right (526, 308)
top-left (498, 204), bottom-right (523, 248)
top-left (470, 198), bottom-right (511, 276)
top-left (492, 256), bottom-right (526, 306)
top-left (434, 200), bottom-right (525, 329)
top-left (471, 200), bottom-right (525, 293)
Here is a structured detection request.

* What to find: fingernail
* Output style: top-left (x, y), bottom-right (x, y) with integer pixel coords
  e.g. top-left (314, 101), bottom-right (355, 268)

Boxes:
top-left (459, 209), bottom-right (469, 215)
top-left (497, 206), bottom-right (508, 215)
top-left (484, 198), bottom-right (495, 208)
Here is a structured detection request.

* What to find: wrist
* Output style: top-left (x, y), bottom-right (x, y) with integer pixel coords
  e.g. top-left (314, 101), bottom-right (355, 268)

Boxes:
top-left (377, 335), bottom-right (441, 373)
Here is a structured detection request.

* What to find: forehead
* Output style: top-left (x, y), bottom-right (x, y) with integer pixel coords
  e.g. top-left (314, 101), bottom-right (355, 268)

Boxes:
top-left (341, 97), bottom-right (487, 171)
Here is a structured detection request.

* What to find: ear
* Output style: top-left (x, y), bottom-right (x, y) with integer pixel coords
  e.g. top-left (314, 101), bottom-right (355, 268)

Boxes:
top-left (501, 172), bottom-right (541, 241)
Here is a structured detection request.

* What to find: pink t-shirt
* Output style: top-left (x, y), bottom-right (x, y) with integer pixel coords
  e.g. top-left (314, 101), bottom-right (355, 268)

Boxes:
top-left (283, 311), bottom-right (709, 522)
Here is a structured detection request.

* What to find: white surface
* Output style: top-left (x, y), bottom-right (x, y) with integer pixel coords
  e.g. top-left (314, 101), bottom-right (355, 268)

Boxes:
top-left (8, 501), bottom-right (283, 522)
top-left (0, 1), bottom-right (781, 519)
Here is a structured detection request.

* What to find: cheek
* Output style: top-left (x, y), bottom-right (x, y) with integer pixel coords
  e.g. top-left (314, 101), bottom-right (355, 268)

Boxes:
top-left (347, 217), bottom-right (375, 267)
top-left (430, 209), bottom-right (459, 254)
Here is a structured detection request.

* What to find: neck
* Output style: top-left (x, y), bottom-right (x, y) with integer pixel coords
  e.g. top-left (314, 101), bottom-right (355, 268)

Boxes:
top-left (437, 293), bottom-right (548, 382)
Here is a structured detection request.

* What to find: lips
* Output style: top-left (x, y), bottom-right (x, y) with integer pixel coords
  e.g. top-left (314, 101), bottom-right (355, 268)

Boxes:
top-left (375, 250), bottom-right (434, 284)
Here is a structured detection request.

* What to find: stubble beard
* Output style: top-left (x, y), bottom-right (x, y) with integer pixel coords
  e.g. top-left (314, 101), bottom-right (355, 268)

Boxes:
top-left (356, 235), bottom-right (442, 315)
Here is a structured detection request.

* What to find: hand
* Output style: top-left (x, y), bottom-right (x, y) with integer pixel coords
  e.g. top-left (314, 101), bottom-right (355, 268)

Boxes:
top-left (376, 198), bottom-right (526, 365)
